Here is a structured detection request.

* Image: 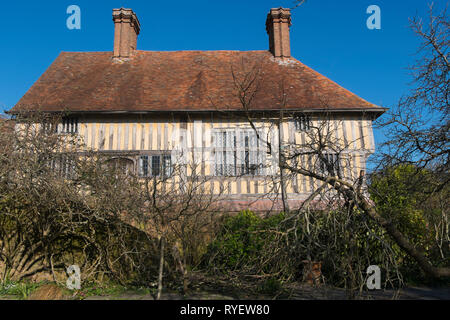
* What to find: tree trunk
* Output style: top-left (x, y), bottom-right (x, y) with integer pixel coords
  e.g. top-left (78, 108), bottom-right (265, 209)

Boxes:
top-left (277, 114), bottom-right (289, 213)
top-left (282, 163), bottom-right (450, 279)
top-left (156, 236), bottom-right (165, 300)
top-left (358, 196), bottom-right (450, 278)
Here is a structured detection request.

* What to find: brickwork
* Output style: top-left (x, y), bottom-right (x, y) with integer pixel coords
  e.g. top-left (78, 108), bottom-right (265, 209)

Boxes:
top-left (112, 8), bottom-right (141, 58)
top-left (266, 7), bottom-right (292, 58)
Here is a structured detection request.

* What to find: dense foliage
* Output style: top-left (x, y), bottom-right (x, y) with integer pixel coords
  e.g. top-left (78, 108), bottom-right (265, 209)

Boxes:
top-left (370, 164), bottom-right (449, 282)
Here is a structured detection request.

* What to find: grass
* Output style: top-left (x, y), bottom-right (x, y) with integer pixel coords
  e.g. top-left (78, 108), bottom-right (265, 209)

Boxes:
top-left (0, 280), bottom-right (42, 300)
top-left (0, 277), bottom-right (158, 300)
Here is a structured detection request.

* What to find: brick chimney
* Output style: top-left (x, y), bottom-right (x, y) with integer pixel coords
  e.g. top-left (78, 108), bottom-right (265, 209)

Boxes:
top-left (266, 8), bottom-right (292, 58)
top-left (113, 8), bottom-right (141, 58)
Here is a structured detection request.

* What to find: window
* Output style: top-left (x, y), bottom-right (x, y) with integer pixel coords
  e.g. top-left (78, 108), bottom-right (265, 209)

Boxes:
top-left (105, 157), bottom-right (134, 175)
top-left (42, 121), bottom-right (58, 134)
top-left (139, 154), bottom-right (172, 177)
top-left (50, 154), bottom-right (76, 178)
top-left (213, 129), bottom-right (264, 177)
top-left (240, 131), bottom-right (260, 175)
top-left (41, 118), bottom-right (78, 134)
top-left (162, 155), bottom-right (172, 177)
top-left (294, 115), bottom-right (311, 131)
top-left (140, 156), bottom-right (148, 177)
top-left (151, 155), bottom-right (160, 176)
top-left (61, 117), bottom-right (78, 134)
top-left (214, 130), bottom-right (236, 176)
top-left (319, 153), bottom-right (341, 176)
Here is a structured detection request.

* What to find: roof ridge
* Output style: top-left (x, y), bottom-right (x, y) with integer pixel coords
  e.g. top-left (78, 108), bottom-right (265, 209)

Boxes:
top-left (59, 50), bottom-right (270, 54)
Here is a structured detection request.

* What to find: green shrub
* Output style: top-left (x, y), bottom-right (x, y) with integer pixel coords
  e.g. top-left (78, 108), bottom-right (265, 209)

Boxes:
top-left (369, 164), bottom-right (448, 283)
top-left (203, 210), bottom-right (285, 272)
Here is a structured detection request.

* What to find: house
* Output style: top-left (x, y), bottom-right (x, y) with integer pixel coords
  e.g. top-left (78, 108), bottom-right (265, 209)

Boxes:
top-left (8, 8), bottom-right (385, 211)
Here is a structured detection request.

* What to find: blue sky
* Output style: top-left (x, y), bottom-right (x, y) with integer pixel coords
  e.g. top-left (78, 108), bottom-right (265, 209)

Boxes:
top-left (0, 0), bottom-right (443, 146)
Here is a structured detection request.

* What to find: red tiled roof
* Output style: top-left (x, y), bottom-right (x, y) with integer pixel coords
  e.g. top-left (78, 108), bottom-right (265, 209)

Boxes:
top-left (10, 50), bottom-right (384, 114)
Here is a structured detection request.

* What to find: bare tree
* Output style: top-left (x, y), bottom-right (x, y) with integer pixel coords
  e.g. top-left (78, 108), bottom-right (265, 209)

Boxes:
top-left (116, 148), bottom-right (225, 298)
top-left (0, 114), bottom-right (159, 284)
top-left (224, 4), bottom-right (450, 283)
top-left (373, 2), bottom-right (449, 277)
top-left (377, 3), bottom-right (449, 180)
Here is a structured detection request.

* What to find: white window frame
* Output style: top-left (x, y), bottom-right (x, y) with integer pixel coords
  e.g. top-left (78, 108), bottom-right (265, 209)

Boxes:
top-left (213, 128), bottom-right (265, 177)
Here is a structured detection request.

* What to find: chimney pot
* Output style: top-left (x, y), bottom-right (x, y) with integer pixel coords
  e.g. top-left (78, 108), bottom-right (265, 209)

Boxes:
top-left (266, 8), bottom-right (292, 58)
top-left (113, 8), bottom-right (141, 58)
